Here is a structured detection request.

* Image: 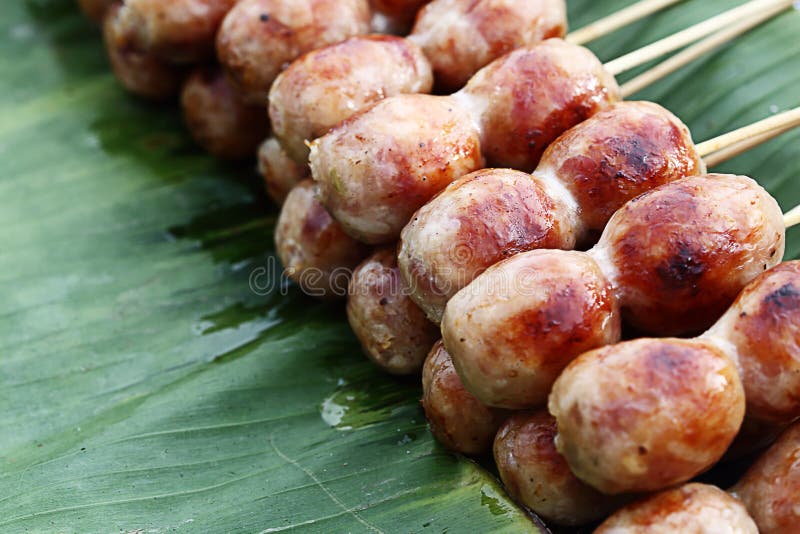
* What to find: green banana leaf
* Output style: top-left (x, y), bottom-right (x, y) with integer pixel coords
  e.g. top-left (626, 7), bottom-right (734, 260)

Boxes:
top-left (1, 0), bottom-right (798, 532)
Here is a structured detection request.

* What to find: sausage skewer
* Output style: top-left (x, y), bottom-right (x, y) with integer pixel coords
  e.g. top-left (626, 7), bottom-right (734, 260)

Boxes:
top-left (400, 106), bottom-right (800, 323)
top-left (312, 0), bottom-right (794, 244)
top-left (549, 260), bottom-right (800, 495)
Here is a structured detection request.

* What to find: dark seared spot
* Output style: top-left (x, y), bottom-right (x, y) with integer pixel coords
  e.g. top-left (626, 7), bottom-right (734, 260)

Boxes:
top-left (655, 242), bottom-right (707, 291)
top-left (379, 297), bottom-right (388, 306)
top-left (764, 283), bottom-right (800, 311)
top-left (259, 13), bottom-right (270, 22)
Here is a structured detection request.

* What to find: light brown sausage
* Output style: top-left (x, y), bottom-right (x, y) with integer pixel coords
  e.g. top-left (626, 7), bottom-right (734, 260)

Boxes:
top-left (257, 138), bottom-right (310, 205)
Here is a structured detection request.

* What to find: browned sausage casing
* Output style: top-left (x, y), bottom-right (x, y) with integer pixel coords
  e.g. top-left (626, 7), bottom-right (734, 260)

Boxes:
top-left (601, 174), bottom-right (785, 335)
top-left (269, 35), bottom-right (433, 164)
top-left (79, 0), bottom-right (115, 22)
top-left (275, 180), bottom-right (369, 299)
top-left (258, 138), bottom-right (310, 205)
top-left (310, 94), bottom-right (484, 245)
top-left (399, 168), bottom-right (577, 324)
top-left (102, 4), bottom-right (182, 101)
top-left (494, 411), bottom-right (623, 526)
top-left (549, 338), bottom-right (745, 494)
top-left (421, 341), bottom-right (505, 454)
top-left (596, 483), bottom-right (757, 533)
top-left (731, 421), bottom-right (800, 534)
top-left (410, 0), bottom-right (567, 92)
top-left (118, 0), bottom-right (237, 63)
top-left (347, 248), bottom-right (440, 375)
top-left (217, 0), bottom-right (372, 105)
top-left (458, 38), bottom-right (620, 171)
top-left (181, 67), bottom-right (268, 160)
top-left (441, 249), bottom-right (620, 409)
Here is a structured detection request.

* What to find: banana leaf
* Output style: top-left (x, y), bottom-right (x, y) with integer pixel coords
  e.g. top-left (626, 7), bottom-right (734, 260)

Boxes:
top-left (1, 0), bottom-right (798, 532)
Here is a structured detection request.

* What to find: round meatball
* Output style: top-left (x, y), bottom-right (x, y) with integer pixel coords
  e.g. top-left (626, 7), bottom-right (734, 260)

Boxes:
top-left (275, 180), bottom-right (369, 299)
top-left (79, 0), bottom-right (115, 22)
top-left (441, 249), bottom-right (620, 409)
top-left (217, 0), bottom-right (372, 105)
top-left (181, 67), bottom-right (268, 160)
top-left (102, 4), bottom-right (182, 100)
top-left (596, 484), bottom-right (757, 534)
top-left (117, 0), bottom-right (237, 63)
top-left (538, 100), bottom-right (705, 240)
top-left (398, 168), bottom-right (578, 324)
top-left (421, 341), bottom-right (506, 453)
top-left (347, 248), bottom-right (440, 375)
top-left (269, 35), bottom-right (433, 163)
top-left (599, 174), bottom-right (785, 335)
top-left (310, 94), bottom-right (484, 244)
top-left (549, 338), bottom-right (745, 495)
top-left (258, 138), bottom-right (310, 205)
top-left (731, 421), bottom-right (800, 534)
top-left (704, 261), bottom-right (800, 425)
top-left (410, 0), bottom-right (567, 92)
top-left (457, 38), bottom-right (620, 171)
top-left (494, 411), bottom-right (623, 526)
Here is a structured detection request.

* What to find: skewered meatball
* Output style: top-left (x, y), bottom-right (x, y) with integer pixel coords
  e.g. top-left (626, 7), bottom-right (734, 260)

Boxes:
top-left (217, 0), bottom-right (372, 105)
top-left (595, 483), bottom-right (757, 533)
top-left (538, 101), bottom-right (704, 238)
top-left (602, 174), bottom-right (784, 335)
top-left (275, 180), bottom-right (369, 299)
top-left (410, 0), bottom-right (567, 92)
top-left (421, 341), bottom-right (506, 454)
top-left (400, 168), bottom-right (578, 324)
top-left (269, 35), bottom-right (433, 164)
top-left (457, 38), bottom-right (621, 171)
top-left (704, 261), bottom-right (800, 425)
top-left (311, 94), bottom-right (484, 244)
top-left (79, 0), bottom-right (114, 22)
top-left (494, 411), bottom-right (623, 526)
top-left (731, 421), bottom-right (800, 534)
top-left (181, 67), bottom-right (268, 160)
top-left (258, 138), bottom-right (310, 205)
top-left (102, 3), bottom-right (182, 101)
top-left (441, 249), bottom-right (620, 409)
top-left (399, 101), bottom-right (701, 323)
top-left (347, 248), bottom-right (440, 375)
top-left (117, 0), bottom-right (237, 64)
top-left (549, 338), bottom-right (745, 494)
top-left (369, 0), bottom-right (429, 34)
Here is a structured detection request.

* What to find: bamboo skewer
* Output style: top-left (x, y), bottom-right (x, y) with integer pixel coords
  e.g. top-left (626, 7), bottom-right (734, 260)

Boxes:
top-left (703, 122), bottom-right (798, 167)
top-left (785, 205), bottom-right (800, 229)
top-left (604, 0), bottom-right (796, 76)
top-left (566, 0), bottom-right (686, 45)
top-left (696, 107), bottom-right (800, 158)
top-left (619, 1), bottom-right (792, 97)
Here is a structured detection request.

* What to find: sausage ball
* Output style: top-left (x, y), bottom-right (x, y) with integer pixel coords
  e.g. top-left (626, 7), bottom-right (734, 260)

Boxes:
top-left (117, 0), bottom-right (237, 63)
top-left (596, 483), bottom-right (757, 534)
top-left (79, 0), bottom-right (115, 22)
top-left (269, 35), bottom-right (433, 163)
top-left (102, 3), bottom-right (182, 100)
top-left (441, 249), bottom-right (620, 409)
top-left (275, 180), bottom-right (369, 299)
top-left (347, 248), bottom-right (440, 375)
top-left (494, 411), bottom-right (623, 526)
top-left (410, 0), bottom-right (567, 92)
top-left (600, 174), bottom-right (785, 335)
top-left (457, 38), bottom-right (621, 171)
top-left (538, 100), bottom-right (705, 241)
top-left (217, 0), bottom-right (372, 105)
top-left (310, 94), bottom-right (484, 244)
top-left (731, 421), bottom-right (800, 534)
top-left (257, 137), bottom-right (310, 205)
top-left (181, 67), bottom-right (268, 160)
top-left (704, 261), bottom-right (800, 426)
top-left (398, 168), bottom-right (578, 324)
top-left (421, 341), bottom-right (506, 454)
top-left (549, 338), bottom-right (745, 494)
